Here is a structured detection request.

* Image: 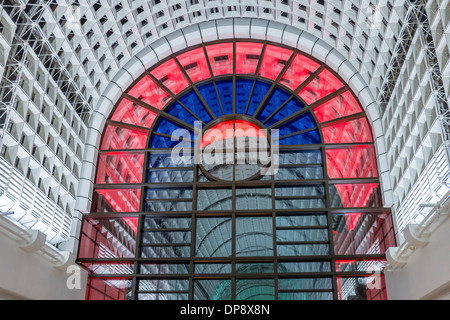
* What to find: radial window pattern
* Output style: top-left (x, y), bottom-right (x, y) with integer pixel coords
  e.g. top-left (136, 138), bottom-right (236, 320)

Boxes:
top-left (78, 40), bottom-right (395, 301)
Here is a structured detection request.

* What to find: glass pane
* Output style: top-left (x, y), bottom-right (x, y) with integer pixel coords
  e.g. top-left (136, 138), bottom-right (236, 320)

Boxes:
top-left (78, 217), bottom-right (137, 258)
top-left (236, 216), bottom-right (273, 257)
top-left (196, 217), bottom-right (232, 257)
top-left (278, 278), bottom-right (332, 290)
top-left (178, 91), bottom-right (212, 123)
top-left (275, 198), bottom-right (326, 209)
top-left (93, 188), bottom-right (141, 213)
top-left (166, 103), bottom-right (198, 127)
top-left (86, 278), bottom-right (132, 300)
top-left (215, 79), bottom-right (233, 114)
top-left (196, 82), bottom-right (223, 117)
top-left (277, 113), bottom-right (316, 136)
top-left (195, 264), bottom-right (232, 274)
top-left (264, 98), bottom-right (304, 127)
top-left (321, 117), bottom-right (373, 144)
top-left (246, 81), bottom-right (271, 116)
top-left (279, 291), bottom-right (333, 300)
top-left (101, 125), bottom-right (148, 150)
top-left (148, 152), bottom-right (193, 168)
top-left (236, 279), bottom-right (275, 300)
top-left (197, 189), bottom-right (232, 211)
top-left (257, 88), bottom-right (291, 122)
top-left (177, 47), bottom-right (211, 83)
top-left (277, 244), bottom-right (329, 256)
top-left (258, 45), bottom-right (293, 81)
top-left (138, 279), bottom-right (189, 292)
top-left (326, 147), bottom-right (378, 179)
top-left (236, 263), bottom-right (274, 273)
top-left (144, 201), bottom-right (192, 212)
top-left (276, 214), bottom-right (328, 227)
top-left (235, 79), bottom-right (254, 114)
top-left (333, 212), bottom-right (395, 255)
top-left (151, 134), bottom-right (193, 149)
top-left (279, 53), bottom-right (321, 90)
top-left (335, 259), bottom-right (387, 273)
top-left (80, 262), bottom-right (134, 275)
top-left (275, 167), bottom-right (323, 180)
top-left (278, 262), bottom-right (331, 273)
top-left (298, 68), bottom-right (344, 105)
top-left (147, 170), bottom-right (194, 183)
top-left (97, 153), bottom-right (144, 184)
top-left (150, 58), bottom-right (189, 95)
top-left (138, 293), bottom-right (188, 300)
top-left (235, 188), bottom-right (272, 210)
top-left (235, 42), bottom-right (264, 74)
top-left (145, 188), bottom-right (193, 199)
top-left (277, 229), bottom-right (328, 242)
top-left (194, 279), bottom-right (232, 300)
top-left (313, 90), bottom-right (362, 123)
top-left (140, 245), bottom-right (190, 258)
top-left (205, 42), bottom-right (234, 76)
top-left (141, 231), bottom-right (191, 244)
top-left (111, 98), bottom-right (157, 128)
top-left (128, 75), bottom-right (171, 110)
top-left (139, 263), bottom-right (190, 274)
top-left (278, 130), bottom-right (321, 145)
top-left (279, 150), bottom-right (322, 164)
top-left (143, 217), bottom-right (191, 229)
top-left (336, 276), bottom-right (387, 300)
top-left (329, 183), bottom-right (381, 208)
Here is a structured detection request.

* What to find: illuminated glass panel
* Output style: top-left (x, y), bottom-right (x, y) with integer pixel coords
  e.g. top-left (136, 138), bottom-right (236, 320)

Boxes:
top-left (257, 45), bottom-right (293, 80)
top-left (150, 58), bottom-right (189, 95)
top-left (326, 147), bottom-right (378, 179)
top-left (178, 91), bottom-right (212, 123)
top-left (197, 82), bottom-right (223, 117)
top-left (112, 98), bottom-right (157, 128)
top-left (205, 42), bottom-right (234, 76)
top-left (96, 153), bottom-right (144, 184)
top-left (101, 125), bottom-right (148, 150)
top-left (176, 47), bottom-right (211, 83)
top-left (321, 117), bottom-right (373, 144)
top-left (280, 53), bottom-right (321, 90)
top-left (313, 90), bottom-right (362, 123)
top-left (235, 79), bottom-right (254, 114)
top-left (235, 42), bottom-right (263, 74)
top-left (127, 75), bottom-right (171, 110)
top-left (298, 68), bottom-right (344, 105)
top-left (257, 88), bottom-right (291, 122)
top-left (246, 80), bottom-right (271, 115)
top-left (215, 79), bottom-right (234, 114)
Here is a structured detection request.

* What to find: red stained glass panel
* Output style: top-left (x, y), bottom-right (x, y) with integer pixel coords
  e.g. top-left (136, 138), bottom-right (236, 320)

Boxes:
top-left (112, 98), bottom-right (157, 128)
top-left (205, 43), bottom-right (234, 76)
top-left (298, 68), bottom-right (344, 105)
top-left (313, 90), bottom-right (362, 123)
top-left (101, 125), bottom-right (148, 150)
top-left (96, 153), bottom-right (145, 184)
top-left (176, 47), bottom-right (211, 83)
top-left (127, 75), bottom-right (171, 110)
top-left (93, 188), bottom-right (141, 213)
top-left (321, 117), bottom-right (373, 144)
top-left (235, 42), bottom-right (264, 74)
top-left (326, 147), bottom-right (378, 179)
top-left (332, 183), bottom-right (381, 208)
top-left (279, 53), bottom-right (321, 90)
top-left (257, 45), bottom-right (293, 81)
top-left (150, 58), bottom-right (190, 95)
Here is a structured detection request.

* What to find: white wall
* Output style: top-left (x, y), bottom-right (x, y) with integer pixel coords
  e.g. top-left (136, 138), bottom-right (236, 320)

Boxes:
top-left (385, 216), bottom-right (450, 300)
top-left (0, 230), bottom-right (87, 300)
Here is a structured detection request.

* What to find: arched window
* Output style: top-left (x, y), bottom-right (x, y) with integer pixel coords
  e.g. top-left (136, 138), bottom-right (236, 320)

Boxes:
top-left (77, 40), bottom-right (395, 300)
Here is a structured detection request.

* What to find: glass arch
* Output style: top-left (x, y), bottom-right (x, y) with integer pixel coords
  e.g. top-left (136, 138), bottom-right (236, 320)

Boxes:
top-left (77, 40), bottom-right (395, 301)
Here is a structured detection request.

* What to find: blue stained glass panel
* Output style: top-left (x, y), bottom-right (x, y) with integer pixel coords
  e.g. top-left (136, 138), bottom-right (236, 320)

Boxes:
top-left (277, 113), bottom-right (316, 136)
top-left (257, 88), bottom-right (291, 122)
top-left (265, 99), bottom-right (304, 127)
top-left (278, 129), bottom-right (321, 145)
top-left (215, 80), bottom-right (233, 115)
top-left (178, 91), bottom-right (212, 123)
top-left (151, 134), bottom-right (194, 148)
top-left (235, 79), bottom-right (254, 114)
top-left (246, 81), bottom-right (271, 116)
top-left (196, 82), bottom-right (223, 117)
top-left (166, 103), bottom-right (198, 126)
